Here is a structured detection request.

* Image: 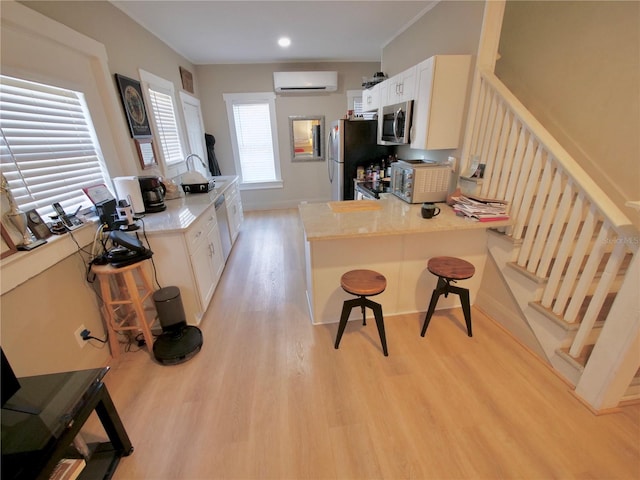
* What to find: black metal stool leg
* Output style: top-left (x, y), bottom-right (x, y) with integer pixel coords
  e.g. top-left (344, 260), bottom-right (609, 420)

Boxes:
top-left (421, 277), bottom-right (447, 337)
top-left (367, 299), bottom-right (388, 356)
top-left (335, 299), bottom-right (358, 349)
top-left (361, 300), bottom-right (367, 325)
top-left (448, 285), bottom-right (473, 337)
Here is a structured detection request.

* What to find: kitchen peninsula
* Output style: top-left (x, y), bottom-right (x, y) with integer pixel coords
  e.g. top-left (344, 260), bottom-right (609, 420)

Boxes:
top-left (299, 195), bottom-right (511, 325)
top-left (142, 176), bottom-right (243, 325)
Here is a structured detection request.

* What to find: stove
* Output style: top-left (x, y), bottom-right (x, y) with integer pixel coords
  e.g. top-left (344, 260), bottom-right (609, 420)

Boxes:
top-left (355, 180), bottom-right (389, 200)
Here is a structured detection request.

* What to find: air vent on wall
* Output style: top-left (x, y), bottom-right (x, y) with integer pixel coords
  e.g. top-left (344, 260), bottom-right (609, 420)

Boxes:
top-left (273, 71), bottom-right (338, 93)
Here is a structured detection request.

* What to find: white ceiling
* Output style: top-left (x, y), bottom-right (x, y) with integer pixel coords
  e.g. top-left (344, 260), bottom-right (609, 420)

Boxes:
top-left (111, 1), bottom-right (436, 65)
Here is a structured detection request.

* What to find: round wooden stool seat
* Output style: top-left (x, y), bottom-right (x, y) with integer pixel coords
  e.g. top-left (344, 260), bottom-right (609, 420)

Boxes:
top-left (340, 269), bottom-right (386, 297)
top-left (421, 257), bottom-right (475, 338)
top-left (427, 256), bottom-right (475, 281)
top-left (335, 269), bottom-right (388, 356)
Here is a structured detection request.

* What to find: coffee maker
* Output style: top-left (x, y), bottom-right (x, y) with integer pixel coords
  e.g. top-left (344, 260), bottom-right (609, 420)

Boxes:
top-left (138, 176), bottom-right (166, 213)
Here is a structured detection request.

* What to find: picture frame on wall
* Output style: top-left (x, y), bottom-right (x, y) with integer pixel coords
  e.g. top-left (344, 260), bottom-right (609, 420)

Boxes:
top-left (115, 74), bottom-right (152, 139)
top-left (179, 67), bottom-right (194, 94)
top-left (135, 138), bottom-right (159, 170)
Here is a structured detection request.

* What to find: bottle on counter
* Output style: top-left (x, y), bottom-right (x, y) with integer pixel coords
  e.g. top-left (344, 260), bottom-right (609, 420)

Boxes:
top-left (366, 164), bottom-right (374, 181)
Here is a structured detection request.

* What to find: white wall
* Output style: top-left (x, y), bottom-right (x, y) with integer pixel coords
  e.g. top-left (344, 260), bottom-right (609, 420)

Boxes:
top-left (495, 0), bottom-right (640, 223)
top-left (196, 62), bottom-right (381, 210)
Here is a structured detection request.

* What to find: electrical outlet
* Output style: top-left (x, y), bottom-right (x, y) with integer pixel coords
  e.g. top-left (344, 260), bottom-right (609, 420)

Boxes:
top-left (74, 324), bottom-right (87, 348)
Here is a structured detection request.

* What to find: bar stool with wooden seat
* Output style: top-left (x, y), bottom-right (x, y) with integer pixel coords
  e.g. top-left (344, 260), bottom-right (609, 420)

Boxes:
top-left (334, 269), bottom-right (388, 356)
top-left (421, 256), bottom-right (475, 338)
top-left (92, 260), bottom-right (157, 359)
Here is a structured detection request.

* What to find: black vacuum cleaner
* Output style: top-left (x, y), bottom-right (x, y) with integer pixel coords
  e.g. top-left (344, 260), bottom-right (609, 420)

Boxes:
top-left (152, 286), bottom-right (203, 365)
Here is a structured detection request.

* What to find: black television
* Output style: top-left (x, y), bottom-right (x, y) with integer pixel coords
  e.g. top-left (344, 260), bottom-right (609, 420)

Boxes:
top-left (1, 348), bottom-right (21, 406)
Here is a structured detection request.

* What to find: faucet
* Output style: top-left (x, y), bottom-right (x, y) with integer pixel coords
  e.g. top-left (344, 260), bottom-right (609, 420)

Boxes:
top-left (185, 153), bottom-right (208, 174)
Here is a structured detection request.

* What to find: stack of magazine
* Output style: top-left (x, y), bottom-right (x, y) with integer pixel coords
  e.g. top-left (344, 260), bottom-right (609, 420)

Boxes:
top-left (452, 194), bottom-right (510, 222)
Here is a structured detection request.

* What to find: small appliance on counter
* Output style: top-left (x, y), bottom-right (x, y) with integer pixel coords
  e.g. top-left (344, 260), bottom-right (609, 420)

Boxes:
top-left (390, 159), bottom-right (452, 203)
top-left (113, 176), bottom-right (145, 215)
top-left (138, 176), bottom-right (166, 212)
top-left (181, 154), bottom-right (215, 193)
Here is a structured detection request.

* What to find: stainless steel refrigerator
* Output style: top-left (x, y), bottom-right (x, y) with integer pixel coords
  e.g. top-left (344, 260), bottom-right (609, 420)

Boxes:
top-left (327, 119), bottom-right (390, 201)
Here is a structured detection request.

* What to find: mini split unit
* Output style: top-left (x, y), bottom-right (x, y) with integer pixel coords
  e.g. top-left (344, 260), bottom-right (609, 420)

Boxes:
top-left (273, 71), bottom-right (338, 93)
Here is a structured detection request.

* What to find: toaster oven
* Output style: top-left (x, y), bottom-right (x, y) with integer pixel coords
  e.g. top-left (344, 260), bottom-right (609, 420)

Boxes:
top-left (390, 160), bottom-right (452, 203)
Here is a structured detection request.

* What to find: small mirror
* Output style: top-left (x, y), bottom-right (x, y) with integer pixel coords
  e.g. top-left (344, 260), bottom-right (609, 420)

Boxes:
top-left (289, 115), bottom-right (324, 162)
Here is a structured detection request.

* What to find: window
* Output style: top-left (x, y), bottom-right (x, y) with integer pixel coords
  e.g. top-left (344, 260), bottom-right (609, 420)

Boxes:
top-left (0, 75), bottom-right (110, 218)
top-left (223, 92), bottom-right (282, 189)
top-left (347, 89), bottom-right (364, 116)
top-left (139, 70), bottom-right (186, 178)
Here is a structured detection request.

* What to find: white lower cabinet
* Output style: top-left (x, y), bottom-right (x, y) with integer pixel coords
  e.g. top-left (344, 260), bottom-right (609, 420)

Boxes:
top-left (148, 204), bottom-right (224, 325)
top-left (225, 182), bottom-right (244, 243)
top-left (189, 221), bottom-right (224, 311)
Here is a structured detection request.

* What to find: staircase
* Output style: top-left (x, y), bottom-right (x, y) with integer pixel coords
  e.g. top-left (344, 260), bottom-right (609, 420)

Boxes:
top-left (464, 69), bottom-right (640, 412)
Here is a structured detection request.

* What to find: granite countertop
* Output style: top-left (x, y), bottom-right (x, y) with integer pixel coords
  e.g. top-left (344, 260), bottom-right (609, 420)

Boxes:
top-left (141, 175), bottom-right (237, 233)
top-left (299, 193), bottom-right (512, 241)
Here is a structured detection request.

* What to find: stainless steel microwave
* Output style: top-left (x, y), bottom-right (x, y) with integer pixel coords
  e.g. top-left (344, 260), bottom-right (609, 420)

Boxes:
top-left (380, 101), bottom-right (413, 144)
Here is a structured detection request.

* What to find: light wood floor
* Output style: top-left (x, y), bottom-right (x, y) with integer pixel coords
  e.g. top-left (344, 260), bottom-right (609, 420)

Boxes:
top-left (88, 209), bottom-right (639, 479)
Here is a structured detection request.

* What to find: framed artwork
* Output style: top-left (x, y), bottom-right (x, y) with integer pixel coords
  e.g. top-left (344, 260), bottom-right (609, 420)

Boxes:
top-left (180, 67), bottom-right (194, 93)
top-left (135, 138), bottom-right (158, 170)
top-left (115, 74), bottom-right (152, 138)
top-left (1, 223), bottom-right (17, 259)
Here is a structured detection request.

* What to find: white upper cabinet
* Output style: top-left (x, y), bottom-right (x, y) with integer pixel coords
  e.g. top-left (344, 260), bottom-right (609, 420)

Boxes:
top-left (385, 66), bottom-right (416, 105)
top-left (362, 83), bottom-right (381, 112)
top-left (410, 55), bottom-right (472, 150)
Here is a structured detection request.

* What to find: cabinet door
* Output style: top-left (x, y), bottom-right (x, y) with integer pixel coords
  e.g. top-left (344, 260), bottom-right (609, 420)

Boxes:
top-left (186, 204), bottom-right (220, 312)
top-left (410, 57), bottom-right (436, 149)
top-left (362, 84), bottom-right (380, 112)
top-left (190, 234), bottom-right (217, 310)
top-left (208, 222), bottom-right (225, 285)
top-left (225, 183), bottom-right (244, 244)
top-left (386, 66), bottom-right (416, 105)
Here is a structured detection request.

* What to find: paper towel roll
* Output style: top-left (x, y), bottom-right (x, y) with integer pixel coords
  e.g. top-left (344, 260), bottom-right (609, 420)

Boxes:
top-left (112, 176), bottom-right (145, 214)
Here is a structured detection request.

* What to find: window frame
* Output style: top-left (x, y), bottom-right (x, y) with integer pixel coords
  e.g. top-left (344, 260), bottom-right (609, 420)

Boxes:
top-left (0, 74), bottom-right (112, 219)
top-left (138, 69), bottom-right (188, 179)
top-left (223, 92), bottom-right (282, 190)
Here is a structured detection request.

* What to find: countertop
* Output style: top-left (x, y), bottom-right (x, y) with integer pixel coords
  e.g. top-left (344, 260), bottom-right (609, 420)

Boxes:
top-left (299, 193), bottom-right (512, 241)
top-left (141, 175), bottom-right (237, 233)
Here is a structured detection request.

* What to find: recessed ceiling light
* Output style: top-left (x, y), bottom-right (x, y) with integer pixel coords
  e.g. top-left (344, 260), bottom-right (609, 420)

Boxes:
top-left (278, 37), bottom-right (291, 48)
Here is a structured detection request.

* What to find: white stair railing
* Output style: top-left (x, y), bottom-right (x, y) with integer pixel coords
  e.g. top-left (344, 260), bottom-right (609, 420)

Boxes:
top-left (467, 69), bottom-right (639, 409)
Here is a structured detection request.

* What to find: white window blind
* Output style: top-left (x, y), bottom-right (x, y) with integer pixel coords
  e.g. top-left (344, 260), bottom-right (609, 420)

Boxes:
top-left (147, 88), bottom-right (183, 165)
top-left (0, 75), bottom-right (109, 218)
top-left (232, 102), bottom-right (277, 183)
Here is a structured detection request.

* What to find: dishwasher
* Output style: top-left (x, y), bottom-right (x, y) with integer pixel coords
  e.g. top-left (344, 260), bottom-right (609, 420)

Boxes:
top-left (215, 194), bottom-right (232, 261)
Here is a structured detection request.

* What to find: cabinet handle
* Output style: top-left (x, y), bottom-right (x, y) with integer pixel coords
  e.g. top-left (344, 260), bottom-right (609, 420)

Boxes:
top-left (194, 231), bottom-right (202, 239)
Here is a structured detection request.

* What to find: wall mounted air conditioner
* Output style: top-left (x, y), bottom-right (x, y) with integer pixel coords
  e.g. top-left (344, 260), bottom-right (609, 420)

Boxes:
top-left (273, 71), bottom-right (338, 93)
